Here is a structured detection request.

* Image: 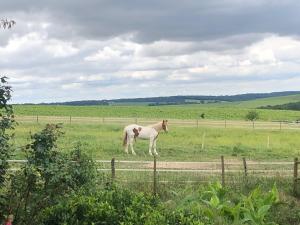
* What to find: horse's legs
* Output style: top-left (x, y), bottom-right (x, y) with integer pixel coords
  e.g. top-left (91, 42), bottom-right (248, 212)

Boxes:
top-left (124, 142), bottom-right (129, 154)
top-left (129, 137), bottom-right (136, 155)
top-left (153, 139), bottom-right (158, 156)
top-left (124, 134), bottom-right (130, 154)
top-left (148, 138), bottom-right (153, 156)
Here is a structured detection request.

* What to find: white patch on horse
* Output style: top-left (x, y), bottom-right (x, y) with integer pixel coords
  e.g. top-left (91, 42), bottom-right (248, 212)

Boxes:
top-left (123, 120), bottom-right (168, 156)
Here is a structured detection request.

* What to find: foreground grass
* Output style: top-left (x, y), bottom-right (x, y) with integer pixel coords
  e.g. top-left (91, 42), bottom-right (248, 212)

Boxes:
top-left (12, 122), bottom-right (300, 161)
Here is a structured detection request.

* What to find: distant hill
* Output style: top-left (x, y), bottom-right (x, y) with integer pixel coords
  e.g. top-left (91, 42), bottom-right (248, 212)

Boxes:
top-left (30, 91), bottom-right (300, 106)
top-left (259, 101), bottom-right (300, 111)
top-left (230, 93), bottom-right (300, 108)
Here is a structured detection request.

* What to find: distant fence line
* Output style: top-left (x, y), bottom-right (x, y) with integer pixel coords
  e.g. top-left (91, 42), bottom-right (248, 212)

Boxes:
top-left (15, 115), bottom-right (300, 130)
top-left (8, 157), bottom-right (300, 196)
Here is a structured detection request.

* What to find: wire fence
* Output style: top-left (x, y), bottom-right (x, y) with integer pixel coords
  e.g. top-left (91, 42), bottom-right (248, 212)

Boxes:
top-left (15, 115), bottom-right (300, 130)
top-left (7, 157), bottom-right (300, 196)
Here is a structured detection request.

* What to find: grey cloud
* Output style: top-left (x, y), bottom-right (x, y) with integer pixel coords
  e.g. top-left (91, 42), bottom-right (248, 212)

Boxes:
top-left (1, 0), bottom-right (300, 103)
top-left (2, 0), bottom-right (300, 46)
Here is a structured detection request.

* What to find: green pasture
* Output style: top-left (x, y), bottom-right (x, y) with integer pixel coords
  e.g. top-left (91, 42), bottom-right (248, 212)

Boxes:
top-left (14, 104), bottom-right (300, 121)
top-left (12, 122), bottom-right (300, 161)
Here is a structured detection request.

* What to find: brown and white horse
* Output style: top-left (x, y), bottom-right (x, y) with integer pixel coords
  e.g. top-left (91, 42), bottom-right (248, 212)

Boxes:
top-left (123, 120), bottom-right (168, 156)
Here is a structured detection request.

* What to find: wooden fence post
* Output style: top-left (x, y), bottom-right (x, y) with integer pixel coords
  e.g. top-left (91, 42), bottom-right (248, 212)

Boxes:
top-left (294, 157), bottom-right (299, 196)
top-left (111, 158), bottom-right (115, 182)
top-left (243, 157), bottom-right (247, 178)
top-left (221, 156), bottom-right (225, 187)
top-left (280, 121), bottom-right (282, 130)
top-left (69, 116), bottom-right (72, 124)
top-left (153, 156), bottom-right (157, 196)
top-left (36, 115), bottom-right (39, 123)
top-left (201, 133), bottom-right (206, 150)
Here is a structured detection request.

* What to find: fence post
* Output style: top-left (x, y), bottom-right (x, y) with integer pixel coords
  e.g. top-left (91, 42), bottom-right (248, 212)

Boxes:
top-left (69, 116), bottom-right (72, 124)
top-left (153, 156), bottom-right (157, 196)
top-left (36, 115), bottom-right (39, 123)
top-left (111, 158), bottom-right (115, 182)
top-left (280, 121), bottom-right (282, 130)
top-left (243, 157), bottom-right (247, 178)
top-left (294, 157), bottom-right (298, 196)
top-left (201, 133), bottom-right (206, 150)
top-left (221, 156), bottom-right (225, 187)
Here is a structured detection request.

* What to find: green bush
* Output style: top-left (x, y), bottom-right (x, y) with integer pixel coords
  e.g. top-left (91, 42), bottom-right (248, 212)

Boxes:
top-left (5, 124), bottom-right (99, 225)
top-left (39, 182), bottom-right (281, 225)
top-left (40, 187), bottom-right (166, 225)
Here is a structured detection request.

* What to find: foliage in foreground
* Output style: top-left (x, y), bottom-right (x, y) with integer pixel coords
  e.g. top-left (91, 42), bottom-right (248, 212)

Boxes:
top-left (40, 182), bottom-right (280, 225)
top-left (0, 77), bottom-right (15, 185)
top-left (0, 124), bottom-right (98, 224)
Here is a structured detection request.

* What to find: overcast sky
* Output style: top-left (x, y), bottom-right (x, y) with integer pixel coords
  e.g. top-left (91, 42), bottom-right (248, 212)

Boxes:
top-left (1, 0), bottom-right (300, 103)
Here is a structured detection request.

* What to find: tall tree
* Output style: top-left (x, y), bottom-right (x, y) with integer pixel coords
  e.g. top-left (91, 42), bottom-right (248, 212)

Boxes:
top-left (0, 77), bottom-right (15, 185)
top-left (0, 19), bottom-right (16, 185)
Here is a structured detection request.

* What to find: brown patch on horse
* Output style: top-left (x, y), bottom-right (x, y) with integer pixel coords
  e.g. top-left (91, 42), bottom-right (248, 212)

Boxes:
top-left (133, 127), bottom-right (142, 141)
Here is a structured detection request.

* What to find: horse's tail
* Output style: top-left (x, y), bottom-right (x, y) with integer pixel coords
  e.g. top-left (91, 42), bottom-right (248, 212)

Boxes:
top-left (123, 131), bottom-right (128, 146)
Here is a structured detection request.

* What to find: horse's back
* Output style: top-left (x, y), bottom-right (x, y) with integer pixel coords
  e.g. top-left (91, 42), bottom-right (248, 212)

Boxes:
top-left (124, 124), bottom-right (138, 131)
top-left (124, 124), bottom-right (157, 139)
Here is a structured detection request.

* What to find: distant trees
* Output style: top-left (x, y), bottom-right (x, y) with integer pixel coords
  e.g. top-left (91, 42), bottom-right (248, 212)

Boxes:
top-left (245, 110), bottom-right (259, 128)
top-left (259, 101), bottom-right (300, 111)
top-left (245, 110), bottom-right (259, 121)
top-left (200, 113), bottom-right (205, 119)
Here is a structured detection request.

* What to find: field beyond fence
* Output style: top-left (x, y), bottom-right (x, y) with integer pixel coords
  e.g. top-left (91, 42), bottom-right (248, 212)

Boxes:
top-left (15, 115), bottom-right (300, 130)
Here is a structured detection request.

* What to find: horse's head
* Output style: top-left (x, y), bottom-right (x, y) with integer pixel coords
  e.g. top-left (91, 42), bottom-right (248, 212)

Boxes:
top-left (162, 120), bottom-right (168, 133)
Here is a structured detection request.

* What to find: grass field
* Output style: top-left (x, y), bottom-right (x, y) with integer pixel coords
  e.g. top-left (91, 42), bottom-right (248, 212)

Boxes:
top-left (13, 104), bottom-right (300, 121)
top-left (11, 94), bottom-right (300, 162)
top-left (12, 122), bottom-right (300, 161)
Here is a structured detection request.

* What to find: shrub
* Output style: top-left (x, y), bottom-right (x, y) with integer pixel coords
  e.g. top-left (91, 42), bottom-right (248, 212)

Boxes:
top-left (6, 124), bottom-right (98, 225)
top-left (40, 187), bottom-right (166, 225)
top-left (245, 111), bottom-right (259, 121)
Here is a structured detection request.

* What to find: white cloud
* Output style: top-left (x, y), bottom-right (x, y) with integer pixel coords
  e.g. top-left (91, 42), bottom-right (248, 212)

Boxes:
top-left (45, 40), bottom-right (78, 58)
top-left (85, 46), bottom-right (122, 61)
top-left (1, 29), bottom-right (300, 103)
top-left (61, 82), bottom-right (82, 90)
